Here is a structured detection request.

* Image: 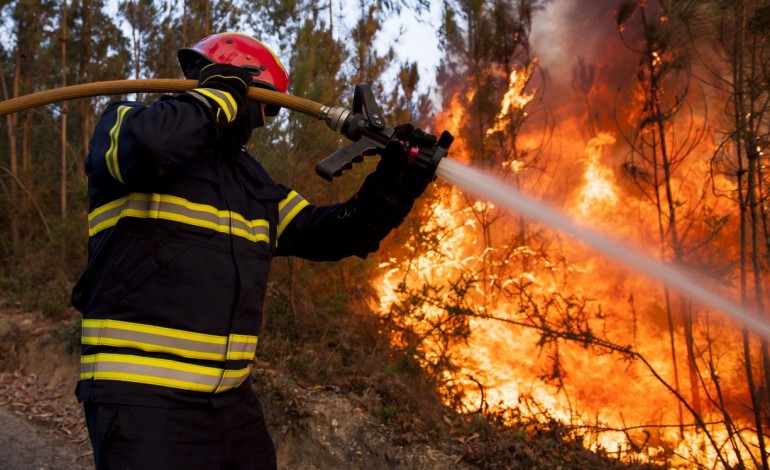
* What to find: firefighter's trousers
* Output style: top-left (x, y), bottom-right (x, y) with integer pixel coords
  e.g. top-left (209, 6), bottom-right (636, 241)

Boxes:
top-left (83, 392), bottom-right (276, 469)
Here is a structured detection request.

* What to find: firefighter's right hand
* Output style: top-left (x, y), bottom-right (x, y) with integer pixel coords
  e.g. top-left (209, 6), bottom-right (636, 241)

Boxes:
top-left (194, 63), bottom-right (254, 134)
top-left (373, 123), bottom-right (438, 204)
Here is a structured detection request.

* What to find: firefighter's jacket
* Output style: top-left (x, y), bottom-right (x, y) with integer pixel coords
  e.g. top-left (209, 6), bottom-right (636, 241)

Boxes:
top-left (72, 93), bottom-right (409, 407)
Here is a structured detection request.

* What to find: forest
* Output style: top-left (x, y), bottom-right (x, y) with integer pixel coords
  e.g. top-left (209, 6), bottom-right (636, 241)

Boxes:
top-left (2, 0), bottom-right (770, 468)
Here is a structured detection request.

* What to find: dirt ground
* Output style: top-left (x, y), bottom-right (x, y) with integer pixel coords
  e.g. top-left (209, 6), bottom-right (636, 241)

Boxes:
top-left (0, 405), bottom-right (91, 469)
top-left (0, 298), bottom-right (472, 470)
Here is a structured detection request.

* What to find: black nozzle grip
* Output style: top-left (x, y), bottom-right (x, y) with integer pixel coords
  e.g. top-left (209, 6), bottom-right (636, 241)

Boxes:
top-left (315, 137), bottom-right (382, 181)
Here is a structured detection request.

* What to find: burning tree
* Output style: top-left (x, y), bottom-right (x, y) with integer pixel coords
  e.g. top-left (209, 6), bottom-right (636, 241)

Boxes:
top-left (617, 0), bottom-right (714, 445)
top-left (375, 0), bottom-right (770, 468)
top-left (695, 0), bottom-right (770, 468)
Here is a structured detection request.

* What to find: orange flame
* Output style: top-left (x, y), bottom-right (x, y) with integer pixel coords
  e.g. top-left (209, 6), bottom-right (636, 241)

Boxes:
top-left (375, 43), bottom-right (767, 468)
top-left (574, 132), bottom-right (618, 218)
top-left (487, 61), bottom-right (537, 137)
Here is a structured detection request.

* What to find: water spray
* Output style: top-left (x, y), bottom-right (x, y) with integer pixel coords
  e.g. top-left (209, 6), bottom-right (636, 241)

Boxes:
top-left (2, 79), bottom-right (770, 341)
top-left (436, 159), bottom-right (770, 341)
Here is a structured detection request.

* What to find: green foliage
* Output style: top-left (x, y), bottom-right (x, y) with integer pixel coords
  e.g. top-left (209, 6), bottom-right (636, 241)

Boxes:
top-left (470, 412), bottom-right (492, 438)
top-left (0, 215), bottom-right (86, 317)
top-left (379, 404), bottom-right (396, 421)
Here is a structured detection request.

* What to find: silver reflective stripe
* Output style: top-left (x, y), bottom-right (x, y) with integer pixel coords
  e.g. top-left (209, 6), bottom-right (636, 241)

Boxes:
top-left (277, 191), bottom-right (309, 238)
top-left (83, 319), bottom-right (222, 361)
top-left (87, 193), bottom-right (270, 243)
top-left (81, 353), bottom-right (250, 393)
top-left (81, 319), bottom-right (258, 362)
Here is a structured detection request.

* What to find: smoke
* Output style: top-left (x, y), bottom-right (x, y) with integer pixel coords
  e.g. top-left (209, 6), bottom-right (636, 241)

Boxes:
top-left (531, 0), bottom-right (638, 118)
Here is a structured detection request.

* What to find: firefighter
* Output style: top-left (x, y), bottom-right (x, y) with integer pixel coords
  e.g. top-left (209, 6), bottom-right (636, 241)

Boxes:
top-left (71, 32), bottom-right (438, 469)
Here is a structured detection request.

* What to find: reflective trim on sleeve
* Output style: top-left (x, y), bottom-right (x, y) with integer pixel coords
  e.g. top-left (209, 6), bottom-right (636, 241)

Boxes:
top-left (190, 88), bottom-right (238, 123)
top-left (105, 105), bottom-right (132, 183)
top-left (87, 193), bottom-right (270, 244)
top-left (80, 353), bottom-right (251, 393)
top-left (81, 319), bottom-right (257, 362)
top-left (277, 190), bottom-right (309, 238)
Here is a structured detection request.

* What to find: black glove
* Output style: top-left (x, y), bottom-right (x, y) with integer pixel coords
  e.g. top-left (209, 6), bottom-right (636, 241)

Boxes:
top-left (193, 63), bottom-right (253, 135)
top-left (373, 123), bottom-right (439, 205)
top-left (194, 63), bottom-right (267, 149)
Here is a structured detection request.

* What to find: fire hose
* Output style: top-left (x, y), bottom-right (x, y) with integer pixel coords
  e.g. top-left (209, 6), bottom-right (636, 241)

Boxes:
top-left (4, 80), bottom-right (770, 341)
top-left (0, 79), bottom-right (453, 180)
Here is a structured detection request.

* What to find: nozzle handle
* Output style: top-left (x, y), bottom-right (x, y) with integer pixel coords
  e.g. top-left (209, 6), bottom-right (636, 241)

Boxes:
top-left (316, 83), bottom-right (454, 182)
top-left (316, 85), bottom-right (393, 181)
top-left (315, 136), bottom-right (382, 181)
top-left (353, 84), bottom-right (386, 130)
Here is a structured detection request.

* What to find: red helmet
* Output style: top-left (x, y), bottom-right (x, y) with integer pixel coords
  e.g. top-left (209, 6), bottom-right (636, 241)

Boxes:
top-left (178, 33), bottom-right (290, 115)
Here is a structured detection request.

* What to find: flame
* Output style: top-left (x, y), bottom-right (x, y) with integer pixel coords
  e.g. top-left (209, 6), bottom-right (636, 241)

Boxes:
top-left (373, 19), bottom-right (768, 469)
top-left (487, 61), bottom-right (537, 137)
top-left (574, 132), bottom-right (619, 218)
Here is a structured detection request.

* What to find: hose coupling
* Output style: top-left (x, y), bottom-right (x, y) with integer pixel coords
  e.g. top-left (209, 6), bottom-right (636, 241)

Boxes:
top-left (320, 105), bottom-right (351, 134)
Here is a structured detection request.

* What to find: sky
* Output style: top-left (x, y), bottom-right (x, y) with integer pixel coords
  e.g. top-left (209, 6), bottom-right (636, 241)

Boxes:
top-left (346, 1), bottom-right (444, 100)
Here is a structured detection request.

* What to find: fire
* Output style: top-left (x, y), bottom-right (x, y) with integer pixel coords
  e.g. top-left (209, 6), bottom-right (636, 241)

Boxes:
top-left (487, 61), bottom-right (537, 137)
top-left (374, 38), bottom-right (768, 468)
top-left (574, 132), bottom-right (618, 218)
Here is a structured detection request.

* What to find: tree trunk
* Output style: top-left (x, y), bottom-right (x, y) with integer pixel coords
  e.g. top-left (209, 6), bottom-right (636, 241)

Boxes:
top-left (60, 0), bottom-right (69, 219)
top-left (8, 51), bottom-right (22, 247)
top-left (77, 0), bottom-right (95, 181)
top-left (732, 1), bottom-right (767, 466)
top-left (637, 2), bottom-right (702, 418)
top-left (204, 0), bottom-right (210, 36)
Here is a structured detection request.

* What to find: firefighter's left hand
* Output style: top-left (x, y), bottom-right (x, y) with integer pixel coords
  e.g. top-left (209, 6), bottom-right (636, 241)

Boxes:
top-left (374, 123), bottom-right (438, 203)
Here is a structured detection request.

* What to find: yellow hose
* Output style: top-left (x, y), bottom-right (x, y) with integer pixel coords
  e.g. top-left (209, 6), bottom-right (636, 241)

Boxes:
top-left (0, 79), bottom-right (325, 119)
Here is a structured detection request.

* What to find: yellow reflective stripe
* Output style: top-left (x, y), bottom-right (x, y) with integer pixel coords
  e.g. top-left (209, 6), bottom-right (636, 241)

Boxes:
top-left (80, 353), bottom-right (250, 393)
top-left (84, 319), bottom-right (221, 361)
top-left (105, 105), bottom-right (132, 183)
top-left (87, 193), bottom-right (270, 244)
top-left (214, 368), bottom-right (251, 393)
top-left (226, 334), bottom-right (259, 360)
top-left (81, 319), bottom-right (258, 362)
top-left (192, 88), bottom-right (238, 122)
top-left (277, 190), bottom-right (309, 238)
